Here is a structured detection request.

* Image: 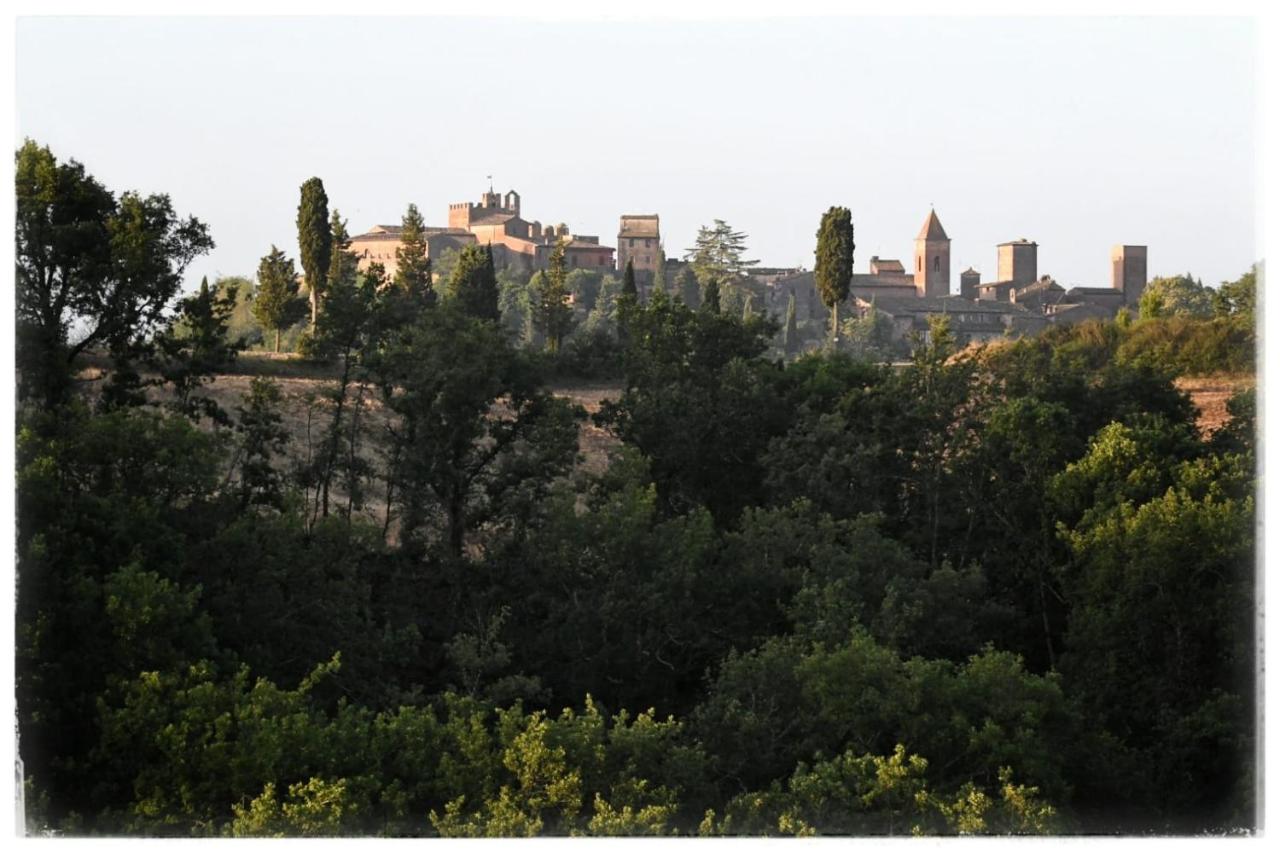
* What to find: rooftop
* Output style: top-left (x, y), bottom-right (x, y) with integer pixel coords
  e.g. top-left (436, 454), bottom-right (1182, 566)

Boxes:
top-left (917, 209), bottom-right (949, 241)
top-left (619, 215), bottom-right (661, 238)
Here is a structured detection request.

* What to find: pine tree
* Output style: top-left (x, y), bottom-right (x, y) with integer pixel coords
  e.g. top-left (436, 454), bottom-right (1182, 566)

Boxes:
top-left (328, 210), bottom-right (359, 292)
top-left (297, 177), bottom-right (332, 328)
top-left (783, 289), bottom-right (798, 355)
top-left (254, 245), bottom-right (301, 353)
top-left (532, 240), bottom-right (574, 353)
top-left (448, 243), bottom-right (501, 322)
top-left (814, 206), bottom-right (854, 341)
top-left (395, 203), bottom-right (434, 306)
top-left (685, 219), bottom-right (758, 283)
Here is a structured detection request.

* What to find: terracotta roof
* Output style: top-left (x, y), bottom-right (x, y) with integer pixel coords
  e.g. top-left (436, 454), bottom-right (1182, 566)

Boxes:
top-left (470, 213), bottom-right (518, 226)
top-left (352, 226), bottom-right (467, 241)
top-left (567, 240), bottom-right (614, 252)
top-left (870, 257), bottom-right (906, 273)
top-left (619, 215), bottom-right (660, 238)
top-left (862, 295), bottom-right (1034, 317)
top-left (916, 209), bottom-right (949, 241)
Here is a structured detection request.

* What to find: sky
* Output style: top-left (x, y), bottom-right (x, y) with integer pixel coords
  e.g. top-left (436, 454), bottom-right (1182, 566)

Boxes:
top-left (13, 14), bottom-right (1259, 292)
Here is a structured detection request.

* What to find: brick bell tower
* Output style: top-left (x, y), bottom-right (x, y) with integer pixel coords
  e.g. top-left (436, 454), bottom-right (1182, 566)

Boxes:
top-left (914, 208), bottom-right (951, 298)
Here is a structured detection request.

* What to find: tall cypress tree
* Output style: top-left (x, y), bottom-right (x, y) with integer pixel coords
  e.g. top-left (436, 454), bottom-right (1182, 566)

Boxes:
top-left (700, 276), bottom-right (722, 314)
top-left (677, 266), bottom-right (700, 307)
top-left (622, 258), bottom-right (638, 301)
top-left (814, 206), bottom-right (854, 341)
top-left (297, 177), bottom-right (332, 328)
top-left (783, 289), bottom-right (798, 356)
top-left (618, 258), bottom-right (639, 343)
top-left (652, 246), bottom-right (666, 295)
top-left (254, 245), bottom-right (301, 353)
top-left (395, 203), bottom-right (434, 306)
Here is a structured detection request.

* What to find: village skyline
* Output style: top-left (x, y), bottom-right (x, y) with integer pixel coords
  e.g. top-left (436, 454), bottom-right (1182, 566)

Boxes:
top-left (14, 14), bottom-right (1257, 293)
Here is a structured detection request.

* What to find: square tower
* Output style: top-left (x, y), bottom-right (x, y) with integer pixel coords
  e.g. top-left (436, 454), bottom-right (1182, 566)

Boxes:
top-left (618, 215), bottom-right (661, 278)
top-left (1111, 245), bottom-right (1148, 304)
top-left (997, 239), bottom-right (1037, 286)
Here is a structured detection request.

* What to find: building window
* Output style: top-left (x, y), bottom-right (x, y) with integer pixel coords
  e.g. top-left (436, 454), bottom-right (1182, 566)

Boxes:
top-left (917, 257), bottom-right (922, 271)
top-left (934, 256), bottom-right (940, 273)
top-left (645, 238), bottom-right (652, 248)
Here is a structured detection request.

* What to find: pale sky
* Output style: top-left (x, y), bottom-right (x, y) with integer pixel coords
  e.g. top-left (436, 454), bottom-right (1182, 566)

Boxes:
top-left (14, 15), bottom-right (1258, 291)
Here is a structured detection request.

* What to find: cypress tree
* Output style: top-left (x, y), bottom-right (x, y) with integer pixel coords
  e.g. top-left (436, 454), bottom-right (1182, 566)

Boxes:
top-left (254, 245), bottom-right (301, 353)
top-left (677, 266), bottom-right (700, 307)
top-left (700, 276), bottom-right (721, 314)
top-left (297, 177), bottom-right (332, 328)
top-left (622, 258), bottom-right (637, 300)
top-left (742, 291), bottom-right (755, 322)
top-left (783, 289), bottom-right (798, 355)
top-left (814, 206), bottom-right (854, 341)
top-left (618, 258), bottom-right (638, 343)
top-left (653, 246), bottom-right (666, 295)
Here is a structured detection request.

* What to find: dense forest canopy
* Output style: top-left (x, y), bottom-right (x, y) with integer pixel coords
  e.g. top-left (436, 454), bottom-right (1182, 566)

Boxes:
top-left (14, 140), bottom-right (1258, 836)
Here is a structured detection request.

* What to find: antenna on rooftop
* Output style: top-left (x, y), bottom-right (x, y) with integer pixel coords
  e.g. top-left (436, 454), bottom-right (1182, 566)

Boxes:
top-left (487, 174), bottom-right (493, 193)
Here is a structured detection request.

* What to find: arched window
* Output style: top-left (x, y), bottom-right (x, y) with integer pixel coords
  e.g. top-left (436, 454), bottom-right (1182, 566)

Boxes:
top-left (917, 257), bottom-right (922, 271)
top-left (934, 256), bottom-right (940, 273)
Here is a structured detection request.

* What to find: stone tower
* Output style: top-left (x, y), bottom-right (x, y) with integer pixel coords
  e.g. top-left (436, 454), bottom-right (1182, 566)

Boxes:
top-left (960, 267), bottom-right (981, 300)
top-left (997, 239), bottom-right (1038, 286)
top-left (1111, 244), bottom-right (1148, 304)
top-left (914, 209), bottom-right (951, 298)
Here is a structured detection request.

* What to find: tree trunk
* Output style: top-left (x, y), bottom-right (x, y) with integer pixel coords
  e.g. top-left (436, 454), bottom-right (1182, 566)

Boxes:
top-left (274, 328), bottom-right (280, 354)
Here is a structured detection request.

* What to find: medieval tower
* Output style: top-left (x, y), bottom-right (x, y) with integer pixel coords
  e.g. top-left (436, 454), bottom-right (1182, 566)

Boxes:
top-left (914, 209), bottom-right (951, 297)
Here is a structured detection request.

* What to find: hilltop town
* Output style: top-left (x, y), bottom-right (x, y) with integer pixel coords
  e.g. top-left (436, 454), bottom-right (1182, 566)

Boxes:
top-left (348, 185), bottom-right (1150, 353)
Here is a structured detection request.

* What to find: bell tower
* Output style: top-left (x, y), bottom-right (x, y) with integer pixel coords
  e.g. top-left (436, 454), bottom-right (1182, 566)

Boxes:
top-left (914, 208), bottom-right (951, 298)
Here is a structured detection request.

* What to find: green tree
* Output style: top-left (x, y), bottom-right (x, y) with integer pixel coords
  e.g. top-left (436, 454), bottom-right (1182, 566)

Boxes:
top-left (699, 277), bottom-right (721, 314)
top-left (254, 246), bottom-right (303, 352)
top-left (1138, 273), bottom-right (1214, 320)
top-left (814, 206), bottom-right (854, 340)
top-left (297, 177), bottom-right (332, 327)
top-left (154, 276), bottom-right (241, 425)
top-left (782, 290), bottom-right (799, 355)
top-left (622, 258), bottom-right (637, 301)
top-left (532, 241), bottom-right (574, 354)
top-left (15, 140), bottom-right (213, 409)
top-left (370, 304), bottom-right (581, 559)
top-left (1213, 265), bottom-right (1257, 321)
top-left (447, 243), bottom-right (501, 322)
top-left (394, 202), bottom-right (434, 306)
top-left (684, 219), bottom-right (758, 283)
top-left (676, 266), bottom-right (700, 307)
top-left (652, 246), bottom-right (666, 295)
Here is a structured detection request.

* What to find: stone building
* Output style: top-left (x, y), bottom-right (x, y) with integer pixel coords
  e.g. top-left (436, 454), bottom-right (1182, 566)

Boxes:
top-left (966, 238), bottom-right (1149, 326)
top-left (855, 294), bottom-right (1048, 348)
top-left (617, 215), bottom-right (661, 279)
top-left (764, 209), bottom-right (952, 320)
top-left (350, 186), bottom-right (616, 280)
